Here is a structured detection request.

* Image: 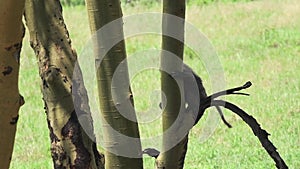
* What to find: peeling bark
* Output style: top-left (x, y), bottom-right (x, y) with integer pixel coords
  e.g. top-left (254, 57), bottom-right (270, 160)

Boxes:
top-left (24, 0), bottom-right (104, 168)
top-left (0, 0), bottom-right (25, 168)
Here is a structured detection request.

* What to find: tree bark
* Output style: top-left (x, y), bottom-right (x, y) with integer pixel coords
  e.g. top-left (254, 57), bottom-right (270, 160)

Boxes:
top-left (0, 0), bottom-right (25, 168)
top-left (157, 0), bottom-right (187, 168)
top-left (85, 0), bottom-right (143, 168)
top-left (24, 0), bottom-right (104, 168)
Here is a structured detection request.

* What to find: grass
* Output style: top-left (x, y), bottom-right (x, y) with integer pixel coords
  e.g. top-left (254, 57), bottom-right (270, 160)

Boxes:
top-left (10, 0), bottom-right (300, 168)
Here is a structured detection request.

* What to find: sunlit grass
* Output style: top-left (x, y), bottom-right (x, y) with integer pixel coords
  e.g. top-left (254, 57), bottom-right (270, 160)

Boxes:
top-left (11, 0), bottom-right (300, 168)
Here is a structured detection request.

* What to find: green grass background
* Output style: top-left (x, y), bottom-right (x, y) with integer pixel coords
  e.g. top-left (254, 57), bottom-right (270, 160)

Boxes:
top-left (10, 0), bottom-right (300, 168)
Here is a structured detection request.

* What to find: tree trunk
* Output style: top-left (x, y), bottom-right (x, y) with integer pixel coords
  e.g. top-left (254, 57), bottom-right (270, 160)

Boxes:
top-left (24, 0), bottom-right (104, 168)
top-left (156, 0), bottom-right (188, 168)
top-left (0, 0), bottom-right (25, 168)
top-left (85, 0), bottom-right (143, 168)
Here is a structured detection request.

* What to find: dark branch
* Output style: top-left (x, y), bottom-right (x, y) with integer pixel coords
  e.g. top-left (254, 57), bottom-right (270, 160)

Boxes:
top-left (142, 148), bottom-right (160, 158)
top-left (215, 105), bottom-right (232, 128)
top-left (195, 81), bottom-right (251, 126)
top-left (201, 100), bottom-right (288, 169)
top-left (204, 81), bottom-right (252, 103)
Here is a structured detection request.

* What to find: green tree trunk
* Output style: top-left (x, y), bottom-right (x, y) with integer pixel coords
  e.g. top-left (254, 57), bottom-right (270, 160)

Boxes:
top-left (156, 0), bottom-right (188, 168)
top-left (24, 0), bottom-right (104, 168)
top-left (0, 0), bottom-right (25, 168)
top-left (85, 0), bottom-right (143, 168)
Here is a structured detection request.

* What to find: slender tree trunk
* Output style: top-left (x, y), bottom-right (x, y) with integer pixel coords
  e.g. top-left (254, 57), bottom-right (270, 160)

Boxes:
top-left (24, 0), bottom-right (104, 168)
top-left (157, 0), bottom-right (187, 168)
top-left (0, 1), bottom-right (25, 168)
top-left (85, 0), bottom-right (143, 168)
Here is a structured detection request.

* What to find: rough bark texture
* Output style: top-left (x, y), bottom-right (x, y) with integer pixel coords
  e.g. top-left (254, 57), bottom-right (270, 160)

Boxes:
top-left (85, 0), bottom-right (143, 168)
top-left (24, 0), bottom-right (104, 168)
top-left (0, 0), bottom-right (25, 168)
top-left (157, 0), bottom-right (187, 169)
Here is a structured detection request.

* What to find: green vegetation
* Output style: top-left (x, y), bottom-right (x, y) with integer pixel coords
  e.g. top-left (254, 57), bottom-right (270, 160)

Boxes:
top-left (11, 0), bottom-right (299, 168)
top-left (61, 0), bottom-right (255, 7)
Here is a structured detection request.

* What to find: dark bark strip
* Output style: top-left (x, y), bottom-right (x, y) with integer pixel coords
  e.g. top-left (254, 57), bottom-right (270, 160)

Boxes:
top-left (61, 111), bottom-right (91, 169)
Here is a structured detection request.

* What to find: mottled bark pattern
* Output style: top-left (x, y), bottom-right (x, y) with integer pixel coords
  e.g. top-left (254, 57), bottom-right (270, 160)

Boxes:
top-left (24, 0), bottom-right (104, 168)
top-left (60, 111), bottom-right (91, 168)
top-left (0, 0), bottom-right (25, 168)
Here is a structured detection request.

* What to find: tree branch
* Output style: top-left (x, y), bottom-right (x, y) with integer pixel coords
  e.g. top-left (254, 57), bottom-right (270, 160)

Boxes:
top-left (201, 100), bottom-right (288, 169)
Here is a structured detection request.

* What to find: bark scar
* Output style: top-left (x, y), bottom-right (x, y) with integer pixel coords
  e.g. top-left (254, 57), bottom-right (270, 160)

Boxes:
top-left (2, 66), bottom-right (13, 76)
top-left (4, 43), bottom-right (21, 51)
top-left (19, 94), bottom-right (25, 106)
top-left (10, 115), bottom-right (19, 125)
top-left (4, 46), bottom-right (12, 51)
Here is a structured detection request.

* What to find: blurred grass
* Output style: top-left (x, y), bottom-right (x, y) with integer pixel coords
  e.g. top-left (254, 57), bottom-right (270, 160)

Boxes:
top-left (10, 0), bottom-right (300, 168)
